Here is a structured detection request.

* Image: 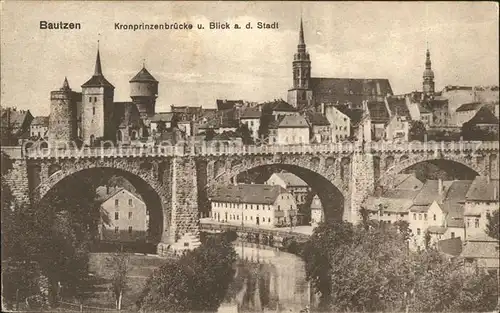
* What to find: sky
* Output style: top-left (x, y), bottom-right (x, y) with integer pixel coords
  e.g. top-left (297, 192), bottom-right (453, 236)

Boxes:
top-left (1, 1), bottom-right (498, 116)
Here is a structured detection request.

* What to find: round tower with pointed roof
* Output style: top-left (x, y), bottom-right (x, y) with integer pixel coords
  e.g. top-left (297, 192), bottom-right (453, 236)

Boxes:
top-left (49, 77), bottom-right (78, 142)
top-left (130, 64), bottom-right (158, 118)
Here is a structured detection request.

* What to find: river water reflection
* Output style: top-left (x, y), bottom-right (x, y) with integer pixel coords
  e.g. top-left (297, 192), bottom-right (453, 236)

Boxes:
top-left (222, 241), bottom-right (317, 313)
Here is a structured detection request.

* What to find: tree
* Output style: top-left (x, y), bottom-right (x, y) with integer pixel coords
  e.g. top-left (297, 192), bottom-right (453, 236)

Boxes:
top-left (485, 209), bottom-right (499, 239)
top-left (409, 120), bottom-right (426, 141)
top-left (204, 128), bottom-right (216, 141)
top-left (106, 253), bottom-right (129, 310)
top-left (236, 122), bottom-right (254, 145)
top-left (137, 238), bottom-right (237, 312)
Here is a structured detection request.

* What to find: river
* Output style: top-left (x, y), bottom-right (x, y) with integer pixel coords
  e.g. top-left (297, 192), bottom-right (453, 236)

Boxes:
top-left (220, 241), bottom-right (317, 313)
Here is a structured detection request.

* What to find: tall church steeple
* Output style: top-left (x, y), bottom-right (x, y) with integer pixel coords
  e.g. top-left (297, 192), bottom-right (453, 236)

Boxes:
top-left (94, 48), bottom-right (103, 76)
top-left (287, 17), bottom-right (313, 109)
top-left (422, 48), bottom-right (435, 96)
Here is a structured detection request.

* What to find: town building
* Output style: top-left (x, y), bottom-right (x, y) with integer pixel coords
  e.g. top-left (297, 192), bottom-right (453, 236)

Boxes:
top-left (30, 116), bottom-right (49, 139)
top-left (305, 111), bottom-right (331, 143)
top-left (209, 184), bottom-right (299, 227)
top-left (310, 195), bottom-right (323, 227)
top-left (150, 112), bottom-right (174, 134)
top-left (461, 234), bottom-right (499, 273)
top-left (463, 106), bottom-right (499, 134)
top-left (239, 107), bottom-right (261, 140)
top-left (268, 115), bottom-right (310, 145)
top-left (366, 100), bottom-right (390, 141)
top-left (321, 104), bottom-right (351, 142)
top-left (96, 186), bottom-right (148, 242)
top-left (286, 19), bottom-right (393, 109)
top-left (464, 176), bottom-right (499, 240)
top-left (0, 108), bottom-right (33, 145)
top-left (265, 172), bottom-right (310, 206)
top-left (452, 102), bottom-right (483, 126)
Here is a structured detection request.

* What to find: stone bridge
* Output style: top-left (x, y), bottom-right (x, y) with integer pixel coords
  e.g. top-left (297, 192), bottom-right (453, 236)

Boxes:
top-left (1, 140), bottom-right (498, 255)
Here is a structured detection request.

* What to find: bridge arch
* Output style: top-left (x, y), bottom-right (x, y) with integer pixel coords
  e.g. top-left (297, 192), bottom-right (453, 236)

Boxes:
top-left (210, 158), bottom-right (347, 222)
top-left (32, 160), bottom-right (170, 244)
top-left (379, 153), bottom-right (484, 188)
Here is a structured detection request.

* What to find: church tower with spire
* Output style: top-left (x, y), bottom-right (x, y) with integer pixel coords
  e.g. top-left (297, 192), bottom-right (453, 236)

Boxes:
top-left (81, 45), bottom-right (115, 145)
top-left (422, 48), bottom-right (435, 97)
top-left (49, 77), bottom-right (78, 142)
top-left (287, 18), bottom-right (313, 109)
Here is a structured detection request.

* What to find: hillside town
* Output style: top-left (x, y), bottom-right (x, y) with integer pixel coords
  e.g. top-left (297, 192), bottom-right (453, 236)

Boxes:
top-left (1, 6), bottom-right (499, 313)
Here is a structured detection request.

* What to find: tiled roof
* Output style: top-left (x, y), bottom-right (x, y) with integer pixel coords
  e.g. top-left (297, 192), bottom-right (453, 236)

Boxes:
top-left (392, 174), bottom-right (423, 190)
top-left (409, 205), bottom-right (431, 213)
top-left (455, 102), bottom-right (482, 112)
top-left (151, 112), bottom-right (174, 122)
top-left (465, 176), bottom-right (499, 202)
top-left (309, 78), bottom-right (393, 106)
top-left (366, 196), bottom-right (413, 213)
top-left (465, 106), bottom-right (499, 125)
top-left (240, 107), bottom-right (261, 119)
top-left (209, 184), bottom-right (288, 205)
top-left (96, 186), bottom-right (143, 204)
top-left (386, 97), bottom-right (411, 118)
top-left (171, 105), bottom-right (202, 115)
top-left (198, 109), bottom-right (239, 129)
top-left (273, 172), bottom-right (308, 187)
top-left (412, 180), bottom-right (452, 206)
top-left (382, 189), bottom-right (420, 200)
top-left (32, 116), bottom-right (49, 126)
top-left (442, 180), bottom-right (473, 224)
top-left (216, 99), bottom-right (244, 111)
top-left (129, 67), bottom-right (158, 82)
top-left (461, 239), bottom-right (499, 263)
top-left (306, 112), bottom-right (330, 126)
top-left (0, 109), bottom-right (33, 135)
top-left (437, 237), bottom-right (463, 257)
top-left (427, 226), bottom-right (447, 234)
top-left (114, 102), bottom-right (142, 128)
top-left (82, 75), bottom-right (114, 88)
top-left (260, 99), bottom-right (297, 112)
top-left (278, 115), bottom-right (309, 128)
top-left (367, 101), bottom-right (390, 123)
top-left (335, 105), bottom-right (363, 126)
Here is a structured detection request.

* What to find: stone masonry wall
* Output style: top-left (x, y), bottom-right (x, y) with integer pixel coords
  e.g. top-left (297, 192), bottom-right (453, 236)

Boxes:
top-left (349, 152), bottom-right (375, 223)
top-left (170, 156), bottom-right (200, 242)
top-left (3, 158), bottom-right (31, 208)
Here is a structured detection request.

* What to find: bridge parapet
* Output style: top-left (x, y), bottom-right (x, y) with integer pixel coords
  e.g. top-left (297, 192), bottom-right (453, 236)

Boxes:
top-left (11, 140), bottom-right (498, 160)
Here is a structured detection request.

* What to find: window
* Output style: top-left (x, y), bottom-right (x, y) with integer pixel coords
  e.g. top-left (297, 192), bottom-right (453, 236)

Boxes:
top-left (467, 219), bottom-right (470, 228)
top-left (128, 226), bottom-right (132, 234)
top-left (115, 199), bottom-right (119, 206)
top-left (268, 218), bottom-right (271, 222)
top-left (94, 97), bottom-right (97, 102)
top-left (419, 214), bottom-right (422, 220)
top-left (115, 212), bottom-right (119, 220)
top-left (451, 232), bottom-right (455, 238)
top-left (400, 213), bottom-right (405, 218)
top-left (424, 214), bottom-right (427, 221)
top-left (413, 213), bottom-right (417, 220)
top-left (128, 212), bottom-right (132, 219)
top-left (257, 205), bottom-right (259, 211)
top-left (89, 97), bottom-right (92, 102)
top-left (278, 205), bottom-right (280, 211)
top-left (475, 218), bottom-right (480, 228)
top-left (433, 214), bottom-right (436, 221)
top-left (114, 226), bottom-right (119, 233)
top-left (128, 199), bottom-right (132, 206)
top-left (93, 106), bottom-right (95, 115)
top-left (417, 228), bottom-right (421, 235)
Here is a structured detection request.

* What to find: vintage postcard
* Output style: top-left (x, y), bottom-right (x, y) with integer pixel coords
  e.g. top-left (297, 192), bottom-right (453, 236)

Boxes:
top-left (1, 1), bottom-right (499, 313)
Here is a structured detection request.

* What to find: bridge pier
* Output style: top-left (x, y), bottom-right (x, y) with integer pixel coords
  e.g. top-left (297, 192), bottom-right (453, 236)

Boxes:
top-left (349, 152), bottom-right (375, 223)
